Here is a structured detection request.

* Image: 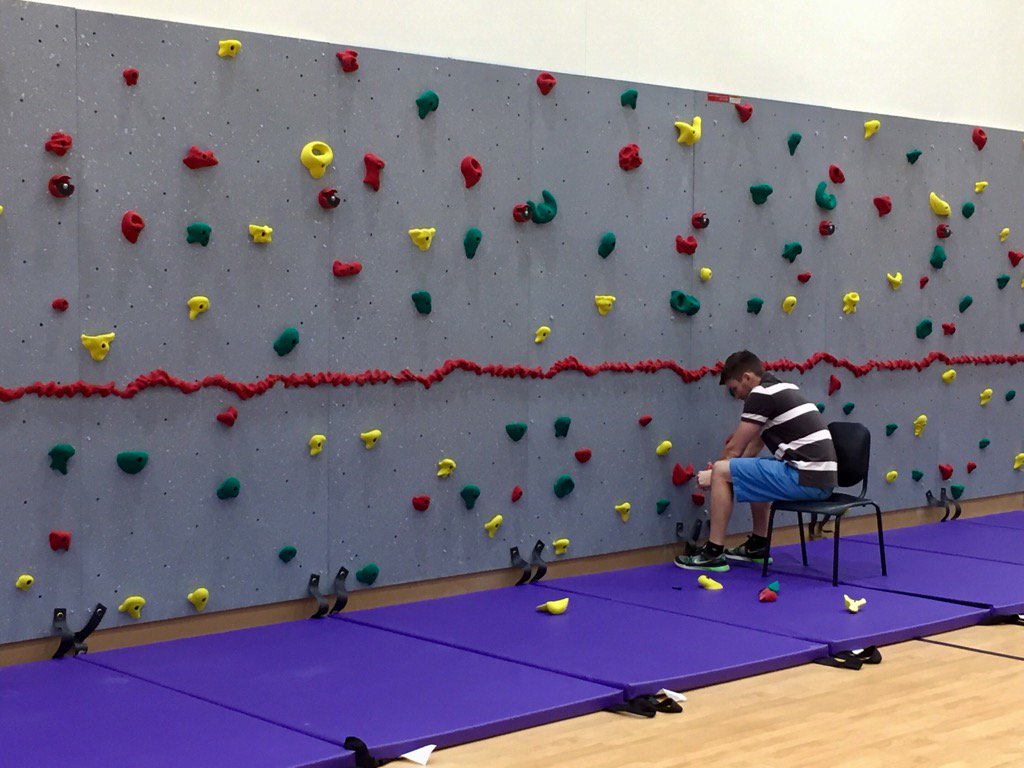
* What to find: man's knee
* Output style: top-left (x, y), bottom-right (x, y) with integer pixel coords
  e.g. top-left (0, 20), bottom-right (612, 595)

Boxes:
top-left (712, 459), bottom-right (731, 482)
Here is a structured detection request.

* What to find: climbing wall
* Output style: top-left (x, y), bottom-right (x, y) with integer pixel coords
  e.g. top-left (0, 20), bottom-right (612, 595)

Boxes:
top-left (1, 1), bottom-right (1022, 644)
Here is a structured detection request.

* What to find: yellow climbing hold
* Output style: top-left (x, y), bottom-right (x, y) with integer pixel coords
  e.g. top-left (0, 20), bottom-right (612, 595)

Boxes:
top-left (308, 434), bottom-right (326, 456)
top-left (885, 470), bottom-right (898, 483)
top-left (975, 180), bottom-right (989, 194)
top-left (697, 574), bottom-right (723, 591)
top-left (615, 501), bottom-right (631, 522)
top-left (842, 292), bottom-right (860, 314)
top-left (118, 595), bottom-right (146, 620)
top-left (929, 192), bottom-right (951, 217)
top-left (217, 39), bottom-right (242, 58)
top-left (15, 574), bottom-right (34, 591)
top-left (536, 598), bottom-right (569, 615)
top-left (782, 296), bottom-right (797, 315)
top-left (81, 332), bottom-right (115, 362)
top-left (1000, 227), bottom-right (1011, 242)
top-left (437, 457), bottom-right (457, 478)
top-left (674, 116), bottom-right (702, 145)
top-left (300, 141), bottom-right (333, 179)
top-left (594, 295), bottom-right (616, 316)
top-left (187, 296), bottom-right (210, 320)
top-left (187, 587), bottom-right (209, 612)
top-left (863, 119), bottom-right (881, 139)
top-left (408, 227), bottom-right (436, 251)
top-left (886, 272), bottom-right (903, 290)
top-left (913, 414), bottom-right (928, 437)
top-left (484, 514), bottom-right (503, 538)
top-left (0, 205), bottom-right (4, 217)
top-left (980, 388), bottom-right (993, 406)
top-left (699, 267), bottom-right (712, 282)
top-left (942, 369), bottom-right (957, 384)
top-left (534, 325), bottom-right (551, 343)
top-left (360, 429), bottom-right (381, 449)
top-left (1014, 453), bottom-right (1024, 470)
top-left (844, 594), bottom-right (867, 613)
top-left (553, 538), bottom-right (570, 555)
top-left (655, 440), bottom-right (672, 457)
top-left (248, 224), bottom-right (273, 243)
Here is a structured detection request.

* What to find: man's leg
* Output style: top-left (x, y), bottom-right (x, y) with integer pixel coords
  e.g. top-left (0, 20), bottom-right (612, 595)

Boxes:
top-left (741, 438), bottom-right (769, 537)
top-left (708, 459), bottom-right (733, 545)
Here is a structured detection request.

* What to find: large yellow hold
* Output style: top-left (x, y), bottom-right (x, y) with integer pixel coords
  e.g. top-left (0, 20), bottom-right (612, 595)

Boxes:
top-left (913, 414), bottom-right (927, 437)
top-left (248, 224), bottom-right (273, 243)
top-left (534, 325), bottom-right (551, 343)
top-left (187, 588), bottom-right (209, 611)
top-left (437, 457), bottom-right (457, 477)
top-left (484, 514), bottom-right (503, 538)
top-left (863, 119), bottom-right (881, 138)
top-left (300, 141), bottom-right (333, 179)
top-left (594, 295), bottom-right (616, 316)
top-left (81, 332), bottom-right (115, 361)
top-left (842, 292), bottom-right (860, 314)
top-left (217, 39), bottom-right (242, 57)
top-left (674, 116), bottom-right (702, 145)
top-left (408, 228), bottom-right (436, 251)
top-left (536, 598), bottom-right (569, 615)
top-left (929, 192), bottom-right (951, 217)
top-left (118, 595), bottom-right (146, 620)
top-left (187, 296), bottom-right (209, 320)
top-left (782, 296), bottom-right (797, 315)
top-left (553, 538), bottom-right (570, 555)
top-left (615, 501), bottom-right (631, 522)
top-left (886, 272), bottom-right (903, 290)
top-left (360, 429), bottom-right (382, 449)
top-left (655, 440), bottom-right (672, 456)
top-left (980, 388), bottom-right (993, 406)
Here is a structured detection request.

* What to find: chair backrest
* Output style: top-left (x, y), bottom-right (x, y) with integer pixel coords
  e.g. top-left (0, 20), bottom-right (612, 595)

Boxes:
top-left (827, 421), bottom-right (871, 489)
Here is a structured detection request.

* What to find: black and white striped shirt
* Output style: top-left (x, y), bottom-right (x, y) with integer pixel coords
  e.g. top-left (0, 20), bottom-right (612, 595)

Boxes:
top-left (740, 372), bottom-right (838, 488)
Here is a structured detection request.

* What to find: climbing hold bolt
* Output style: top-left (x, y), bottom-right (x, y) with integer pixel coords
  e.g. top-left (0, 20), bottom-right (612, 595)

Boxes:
top-left (44, 131), bottom-right (72, 156)
top-left (553, 474), bottom-right (575, 498)
top-left (336, 49), bottom-right (359, 72)
top-left (535, 72), bottom-right (556, 95)
top-left (484, 514), bottom-right (504, 538)
top-left (553, 538), bottom-right (570, 555)
top-left (415, 90), bottom-right (439, 119)
top-left (216, 477), bottom-right (240, 500)
top-left (308, 434), bottom-right (326, 457)
top-left (363, 153), bottom-right (385, 191)
top-left (787, 132), bottom-right (802, 156)
top-left (674, 116), bottom-right (702, 145)
top-left (273, 327), bottom-right (299, 356)
top-left (598, 231), bottom-right (616, 258)
top-left (49, 444), bottom-right (75, 475)
top-left (48, 174), bottom-right (74, 198)
top-left (749, 184), bottom-right (773, 205)
top-left (929, 192), bottom-right (951, 217)
top-left (16, 574), bottom-right (34, 591)
top-left (408, 228), bottom-right (436, 251)
top-left (886, 272), bottom-right (903, 290)
top-left (863, 119), bottom-right (881, 138)
top-left (116, 451), bottom-right (148, 475)
top-left (186, 222), bottom-right (211, 246)
top-left (217, 39), bottom-right (241, 57)
top-left (620, 88), bottom-right (638, 109)
top-left (187, 296), bottom-right (209, 320)
top-left (594, 295), bottom-right (616, 316)
top-left (248, 224), bottom-right (273, 243)
top-left (81, 332), bottom-right (115, 361)
top-left (913, 414), bottom-right (927, 437)
top-left (669, 291), bottom-right (701, 316)
top-left (781, 242), bottom-right (802, 263)
top-left (411, 291), bottom-right (432, 315)
top-left (118, 596), bottom-right (146, 620)
top-left (815, 181), bottom-right (836, 210)
top-left (842, 292), bottom-right (860, 314)
top-left (187, 588), bottom-right (209, 611)
top-left (182, 145), bottom-right (218, 169)
top-left (618, 143), bottom-right (643, 171)
top-left (615, 502), bottom-right (631, 522)
top-left (698, 574), bottom-right (723, 591)
top-left (782, 296), bottom-right (797, 315)
top-left (656, 440), bottom-right (672, 457)
top-left (554, 416), bottom-right (571, 438)
top-left (534, 325), bottom-right (551, 343)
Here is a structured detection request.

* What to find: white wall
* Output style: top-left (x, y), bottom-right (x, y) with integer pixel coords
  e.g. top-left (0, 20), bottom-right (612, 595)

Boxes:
top-left (30, 0), bottom-right (1024, 129)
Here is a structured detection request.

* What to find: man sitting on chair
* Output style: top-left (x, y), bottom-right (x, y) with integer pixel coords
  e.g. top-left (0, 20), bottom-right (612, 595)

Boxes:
top-left (675, 350), bottom-right (837, 572)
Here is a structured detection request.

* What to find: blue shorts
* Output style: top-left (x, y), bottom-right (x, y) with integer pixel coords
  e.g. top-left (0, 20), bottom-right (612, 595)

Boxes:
top-left (729, 457), bottom-right (833, 503)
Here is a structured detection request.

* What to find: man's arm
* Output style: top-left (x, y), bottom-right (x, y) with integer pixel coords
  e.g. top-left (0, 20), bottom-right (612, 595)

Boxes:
top-left (720, 420), bottom-right (763, 460)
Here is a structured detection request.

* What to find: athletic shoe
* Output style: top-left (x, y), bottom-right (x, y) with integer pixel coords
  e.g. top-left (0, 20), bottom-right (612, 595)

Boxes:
top-left (724, 535), bottom-right (772, 564)
top-left (674, 545), bottom-right (730, 572)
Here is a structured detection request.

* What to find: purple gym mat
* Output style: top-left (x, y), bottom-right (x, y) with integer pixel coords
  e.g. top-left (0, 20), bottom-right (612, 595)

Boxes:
top-left (847, 520), bottom-right (1024, 566)
top-left (961, 510), bottom-right (1024, 532)
top-left (340, 584), bottom-right (826, 698)
top-left (84, 617), bottom-right (620, 764)
top-left (761, 538), bottom-right (1024, 614)
top-left (544, 563), bottom-right (987, 654)
top-left (1, 657), bottom-right (345, 768)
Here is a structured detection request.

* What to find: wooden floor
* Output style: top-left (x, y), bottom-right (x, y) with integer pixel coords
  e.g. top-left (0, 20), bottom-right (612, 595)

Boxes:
top-left (433, 624), bottom-right (1024, 768)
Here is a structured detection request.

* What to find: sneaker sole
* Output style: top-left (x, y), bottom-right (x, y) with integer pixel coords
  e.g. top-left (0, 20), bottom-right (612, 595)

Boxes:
top-left (724, 553), bottom-right (773, 564)
top-left (673, 560), bottom-right (730, 572)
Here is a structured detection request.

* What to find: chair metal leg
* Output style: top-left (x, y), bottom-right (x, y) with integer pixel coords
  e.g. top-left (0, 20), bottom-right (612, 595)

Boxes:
top-left (797, 511), bottom-right (808, 566)
top-left (873, 503), bottom-right (887, 576)
top-left (831, 514), bottom-right (842, 587)
top-left (762, 507), bottom-right (776, 578)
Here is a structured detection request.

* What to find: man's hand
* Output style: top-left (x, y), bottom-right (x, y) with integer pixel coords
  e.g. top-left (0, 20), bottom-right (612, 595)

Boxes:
top-left (697, 461), bottom-right (713, 488)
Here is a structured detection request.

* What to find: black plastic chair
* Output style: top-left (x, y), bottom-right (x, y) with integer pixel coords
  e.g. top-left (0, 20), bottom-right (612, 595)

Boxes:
top-left (762, 422), bottom-right (887, 587)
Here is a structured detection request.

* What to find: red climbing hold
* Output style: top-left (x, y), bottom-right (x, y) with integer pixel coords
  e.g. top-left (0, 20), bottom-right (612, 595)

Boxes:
top-left (336, 49), bottom-right (359, 72)
top-left (735, 103), bottom-right (753, 123)
top-left (460, 155), bottom-right (483, 188)
top-left (818, 220), bottom-right (835, 237)
top-left (49, 530), bottom-right (71, 551)
top-left (618, 143), bottom-right (643, 171)
top-left (675, 235), bottom-right (698, 255)
top-left (512, 203), bottom-right (531, 223)
top-left (873, 196), bottom-right (892, 216)
top-left (672, 463), bottom-right (694, 486)
top-left (758, 587), bottom-right (778, 603)
top-left (919, 276), bottom-right (929, 289)
top-left (363, 153), bottom-right (385, 191)
top-left (318, 188), bottom-right (341, 209)
top-left (936, 224), bottom-right (951, 239)
top-left (332, 261), bottom-right (362, 278)
top-left (1009, 251), bottom-right (1023, 268)
top-left (942, 322), bottom-right (956, 336)
top-left (828, 375), bottom-right (842, 396)
top-left (938, 464), bottom-right (954, 481)
top-left (574, 448), bottom-right (592, 463)
top-left (182, 145), bottom-right (219, 169)
top-left (691, 211), bottom-right (710, 230)
top-left (972, 127), bottom-right (987, 151)
top-left (44, 131), bottom-right (73, 157)
top-left (511, 485), bottom-right (523, 503)
top-left (412, 495), bottom-right (431, 512)
top-left (121, 210), bottom-right (145, 244)
top-left (122, 67), bottom-right (139, 86)
top-left (216, 406), bottom-right (238, 427)
top-left (797, 272), bottom-right (812, 284)
top-left (536, 72), bottom-right (556, 95)
top-left (828, 164), bottom-right (845, 184)
top-left (966, 462), bottom-right (977, 474)
top-left (691, 492), bottom-right (706, 506)
top-left (638, 414), bottom-right (653, 427)
top-left (47, 174), bottom-right (74, 198)
top-left (51, 297), bottom-right (69, 312)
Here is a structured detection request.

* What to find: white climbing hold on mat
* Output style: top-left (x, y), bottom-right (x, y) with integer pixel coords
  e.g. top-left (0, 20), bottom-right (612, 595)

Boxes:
top-left (399, 744), bottom-right (436, 765)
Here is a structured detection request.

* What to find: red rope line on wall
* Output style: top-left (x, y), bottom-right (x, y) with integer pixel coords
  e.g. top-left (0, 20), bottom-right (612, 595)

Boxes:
top-left (1, 352), bottom-right (1022, 402)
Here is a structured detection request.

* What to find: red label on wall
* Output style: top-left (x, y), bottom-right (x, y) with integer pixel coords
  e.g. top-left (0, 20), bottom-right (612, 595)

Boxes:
top-left (707, 92), bottom-right (742, 104)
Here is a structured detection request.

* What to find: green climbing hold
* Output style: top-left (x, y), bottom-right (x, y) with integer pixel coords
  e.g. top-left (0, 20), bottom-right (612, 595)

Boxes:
top-left (216, 477), bottom-right (240, 500)
top-left (620, 88), bottom-right (638, 109)
top-left (669, 290), bottom-right (701, 316)
top-left (278, 545), bottom-right (297, 563)
top-left (273, 327), bottom-right (299, 356)
top-left (356, 562), bottom-right (380, 585)
top-left (997, 274), bottom-right (1011, 290)
top-left (885, 423), bottom-right (898, 436)
top-left (958, 295), bottom-right (973, 313)
top-left (842, 402), bottom-right (855, 415)
top-left (48, 444), bottom-right (75, 475)
top-left (463, 227), bottom-right (482, 259)
top-left (906, 149), bottom-right (922, 164)
top-left (911, 469), bottom-right (924, 482)
top-left (767, 580), bottom-right (780, 593)
top-left (961, 201), bottom-right (975, 219)
top-left (656, 498), bottom-right (670, 515)
top-left (814, 181), bottom-right (837, 211)
top-left (553, 474), bottom-right (575, 498)
top-left (527, 190), bottom-right (558, 224)
top-left (1020, 322), bottom-right (1024, 333)
top-left (186, 222), bottom-right (211, 247)
top-left (979, 438), bottom-right (991, 449)
top-left (750, 184), bottom-right (774, 205)
top-left (815, 403), bottom-right (825, 414)
top-left (787, 132), bottom-right (802, 156)
top-left (505, 422), bottom-right (527, 442)
top-left (746, 297), bottom-right (764, 315)
top-left (553, 416), bottom-right (571, 438)
top-left (116, 451), bottom-right (149, 475)
top-left (916, 318), bottom-right (933, 339)
top-left (598, 232), bottom-right (616, 258)
top-left (411, 291), bottom-right (432, 315)
top-left (950, 484), bottom-right (965, 500)
top-left (1006, 389), bottom-right (1016, 402)
top-left (781, 242), bottom-right (803, 263)
top-left (460, 484), bottom-right (481, 510)
top-left (930, 245), bottom-right (947, 269)
top-left (415, 89), bottom-right (439, 119)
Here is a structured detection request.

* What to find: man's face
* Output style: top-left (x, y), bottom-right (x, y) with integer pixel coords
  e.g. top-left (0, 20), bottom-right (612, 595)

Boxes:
top-left (723, 372), bottom-right (757, 400)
